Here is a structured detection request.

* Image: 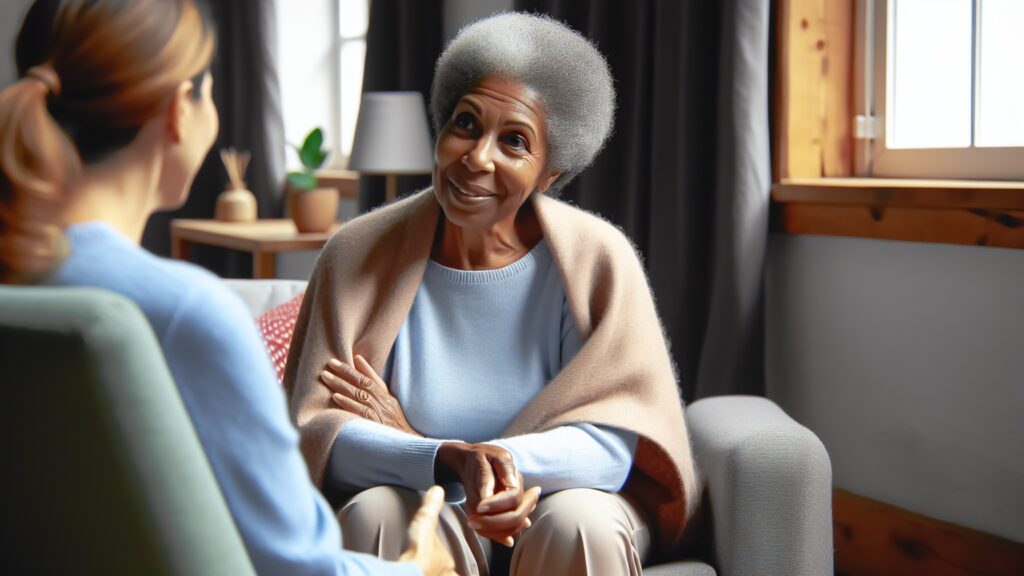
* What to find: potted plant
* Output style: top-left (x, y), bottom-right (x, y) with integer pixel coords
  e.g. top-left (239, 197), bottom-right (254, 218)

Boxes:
top-left (286, 127), bottom-right (339, 233)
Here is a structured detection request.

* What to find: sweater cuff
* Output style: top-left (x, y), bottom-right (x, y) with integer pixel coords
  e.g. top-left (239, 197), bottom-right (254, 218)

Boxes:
top-left (401, 440), bottom-right (466, 503)
top-left (401, 438), bottom-right (444, 491)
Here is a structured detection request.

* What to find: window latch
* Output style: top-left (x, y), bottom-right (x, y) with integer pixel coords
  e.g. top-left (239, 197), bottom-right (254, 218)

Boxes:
top-left (854, 115), bottom-right (877, 140)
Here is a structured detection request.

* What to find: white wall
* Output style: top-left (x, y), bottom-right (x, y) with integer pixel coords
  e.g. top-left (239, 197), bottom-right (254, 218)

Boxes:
top-left (0, 0), bottom-right (33, 88)
top-left (767, 234), bottom-right (1024, 542)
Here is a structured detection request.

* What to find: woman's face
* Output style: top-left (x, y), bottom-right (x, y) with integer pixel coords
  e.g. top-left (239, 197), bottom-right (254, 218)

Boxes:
top-left (159, 71), bottom-right (219, 210)
top-left (433, 75), bottom-right (560, 232)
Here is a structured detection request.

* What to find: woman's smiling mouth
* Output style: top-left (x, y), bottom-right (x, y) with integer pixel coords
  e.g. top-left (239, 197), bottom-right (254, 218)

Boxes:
top-left (449, 179), bottom-right (496, 203)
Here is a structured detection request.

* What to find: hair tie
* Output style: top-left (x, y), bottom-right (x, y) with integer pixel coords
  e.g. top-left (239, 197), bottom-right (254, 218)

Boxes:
top-left (26, 65), bottom-right (62, 97)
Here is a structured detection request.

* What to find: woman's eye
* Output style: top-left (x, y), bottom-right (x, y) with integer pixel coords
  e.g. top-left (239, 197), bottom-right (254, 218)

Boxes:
top-left (504, 133), bottom-right (527, 150)
top-left (453, 112), bottom-right (475, 131)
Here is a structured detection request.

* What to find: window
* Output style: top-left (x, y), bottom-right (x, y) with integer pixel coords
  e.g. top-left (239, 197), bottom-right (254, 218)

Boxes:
top-left (276, 0), bottom-right (369, 170)
top-left (862, 0), bottom-right (1024, 179)
top-left (772, 0), bottom-right (1024, 250)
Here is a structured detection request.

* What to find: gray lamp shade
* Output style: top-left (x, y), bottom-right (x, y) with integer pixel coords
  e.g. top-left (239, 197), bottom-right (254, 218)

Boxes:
top-left (347, 92), bottom-right (434, 174)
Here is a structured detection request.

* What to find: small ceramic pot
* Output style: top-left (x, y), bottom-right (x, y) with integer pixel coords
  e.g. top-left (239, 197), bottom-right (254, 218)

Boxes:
top-left (215, 188), bottom-right (258, 222)
top-left (288, 187), bottom-right (339, 233)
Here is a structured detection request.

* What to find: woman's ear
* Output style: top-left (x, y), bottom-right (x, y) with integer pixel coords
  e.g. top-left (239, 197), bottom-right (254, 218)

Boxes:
top-left (164, 79), bottom-right (195, 144)
top-left (537, 170), bottom-right (562, 193)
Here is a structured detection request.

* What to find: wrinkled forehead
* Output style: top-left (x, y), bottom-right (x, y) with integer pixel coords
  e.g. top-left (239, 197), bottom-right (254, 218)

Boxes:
top-left (458, 75), bottom-right (547, 125)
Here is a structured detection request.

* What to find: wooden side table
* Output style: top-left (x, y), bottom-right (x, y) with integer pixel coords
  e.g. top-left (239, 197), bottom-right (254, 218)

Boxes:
top-left (170, 219), bottom-right (340, 279)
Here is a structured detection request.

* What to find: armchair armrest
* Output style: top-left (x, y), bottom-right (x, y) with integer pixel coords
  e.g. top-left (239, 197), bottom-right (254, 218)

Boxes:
top-left (686, 396), bottom-right (833, 576)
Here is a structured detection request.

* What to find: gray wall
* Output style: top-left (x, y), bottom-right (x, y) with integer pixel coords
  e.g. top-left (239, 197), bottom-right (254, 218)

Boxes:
top-left (767, 234), bottom-right (1024, 542)
top-left (0, 0), bottom-right (33, 88)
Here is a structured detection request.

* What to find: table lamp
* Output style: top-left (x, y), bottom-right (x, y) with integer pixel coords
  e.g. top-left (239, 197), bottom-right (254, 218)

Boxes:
top-left (347, 91), bottom-right (434, 202)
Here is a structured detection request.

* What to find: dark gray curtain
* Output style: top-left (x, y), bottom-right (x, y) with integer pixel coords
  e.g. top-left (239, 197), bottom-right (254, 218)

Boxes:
top-left (143, 0), bottom-right (286, 277)
top-left (511, 0), bottom-right (771, 399)
top-left (359, 0), bottom-right (445, 211)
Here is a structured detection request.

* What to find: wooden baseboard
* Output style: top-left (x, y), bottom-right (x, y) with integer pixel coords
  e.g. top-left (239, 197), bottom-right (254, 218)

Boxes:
top-left (834, 489), bottom-right (1024, 576)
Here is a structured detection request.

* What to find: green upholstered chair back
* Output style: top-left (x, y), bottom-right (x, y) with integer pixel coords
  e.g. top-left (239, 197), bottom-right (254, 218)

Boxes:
top-left (0, 286), bottom-right (254, 575)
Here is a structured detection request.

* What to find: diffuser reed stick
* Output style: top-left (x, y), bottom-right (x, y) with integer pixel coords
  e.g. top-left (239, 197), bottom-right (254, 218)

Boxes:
top-left (215, 148), bottom-right (257, 222)
top-left (220, 148), bottom-right (251, 190)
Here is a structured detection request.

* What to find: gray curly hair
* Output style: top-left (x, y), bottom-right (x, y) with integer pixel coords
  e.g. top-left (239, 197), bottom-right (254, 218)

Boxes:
top-left (430, 12), bottom-right (616, 194)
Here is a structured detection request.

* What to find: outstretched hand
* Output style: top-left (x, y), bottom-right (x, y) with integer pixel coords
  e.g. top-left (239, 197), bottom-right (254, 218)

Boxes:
top-left (320, 355), bottom-right (420, 436)
top-left (399, 486), bottom-right (460, 576)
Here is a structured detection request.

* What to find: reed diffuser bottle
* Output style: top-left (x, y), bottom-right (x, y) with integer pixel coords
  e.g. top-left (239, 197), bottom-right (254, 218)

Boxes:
top-left (215, 148), bottom-right (257, 222)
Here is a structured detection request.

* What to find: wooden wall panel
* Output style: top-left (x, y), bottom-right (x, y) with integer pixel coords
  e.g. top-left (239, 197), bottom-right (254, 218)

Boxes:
top-left (834, 490), bottom-right (1024, 576)
top-left (776, 0), bottom-right (854, 179)
top-left (773, 203), bottom-right (1024, 249)
top-left (822, 0), bottom-right (854, 176)
top-left (771, 179), bottom-right (1024, 247)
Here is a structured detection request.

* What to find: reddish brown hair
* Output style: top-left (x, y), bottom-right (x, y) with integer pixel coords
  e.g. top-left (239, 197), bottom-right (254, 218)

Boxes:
top-left (0, 0), bottom-right (215, 283)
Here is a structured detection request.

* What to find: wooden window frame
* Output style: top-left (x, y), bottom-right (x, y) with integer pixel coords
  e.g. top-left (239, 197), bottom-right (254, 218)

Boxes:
top-left (773, 0), bottom-right (1024, 249)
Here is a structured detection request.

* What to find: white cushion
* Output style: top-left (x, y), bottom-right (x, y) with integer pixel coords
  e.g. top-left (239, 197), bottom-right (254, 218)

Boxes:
top-left (222, 279), bottom-right (308, 317)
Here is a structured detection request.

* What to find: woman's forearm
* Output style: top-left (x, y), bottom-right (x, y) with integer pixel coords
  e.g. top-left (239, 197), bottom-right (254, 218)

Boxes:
top-left (328, 413), bottom-right (637, 497)
top-left (328, 418), bottom-right (446, 492)
top-left (489, 423), bottom-right (638, 493)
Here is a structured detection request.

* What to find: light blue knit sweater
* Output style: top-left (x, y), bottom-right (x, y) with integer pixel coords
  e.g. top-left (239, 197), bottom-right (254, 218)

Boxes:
top-left (50, 222), bottom-right (419, 576)
top-left (329, 240), bottom-right (638, 496)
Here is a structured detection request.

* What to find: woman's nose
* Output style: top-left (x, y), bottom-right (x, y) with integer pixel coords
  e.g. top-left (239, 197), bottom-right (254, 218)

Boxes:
top-left (462, 136), bottom-right (496, 173)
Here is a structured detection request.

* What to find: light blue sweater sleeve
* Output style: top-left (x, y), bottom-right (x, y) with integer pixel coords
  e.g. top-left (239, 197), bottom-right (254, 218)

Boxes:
top-left (329, 419), bottom-right (447, 493)
top-left (489, 424), bottom-right (638, 493)
top-left (163, 287), bottom-right (420, 576)
top-left (329, 250), bottom-right (638, 496)
top-left (489, 318), bottom-right (638, 493)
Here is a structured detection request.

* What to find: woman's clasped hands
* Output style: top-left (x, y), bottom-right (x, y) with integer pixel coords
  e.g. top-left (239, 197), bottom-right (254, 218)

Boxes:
top-left (321, 356), bottom-right (541, 547)
top-left (436, 441), bottom-right (541, 548)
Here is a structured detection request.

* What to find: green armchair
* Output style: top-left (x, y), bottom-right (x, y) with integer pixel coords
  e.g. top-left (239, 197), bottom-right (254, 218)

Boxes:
top-left (0, 286), bottom-right (254, 575)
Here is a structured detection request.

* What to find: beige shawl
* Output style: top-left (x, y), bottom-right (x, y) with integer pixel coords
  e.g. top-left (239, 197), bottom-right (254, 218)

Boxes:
top-left (283, 188), bottom-right (697, 552)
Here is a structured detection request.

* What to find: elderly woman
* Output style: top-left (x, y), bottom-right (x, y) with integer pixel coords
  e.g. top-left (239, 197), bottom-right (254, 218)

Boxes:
top-left (285, 12), bottom-right (696, 575)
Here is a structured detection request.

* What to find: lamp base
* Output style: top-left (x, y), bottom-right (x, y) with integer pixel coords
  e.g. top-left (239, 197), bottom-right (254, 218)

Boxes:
top-left (385, 174), bottom-right (398, 202)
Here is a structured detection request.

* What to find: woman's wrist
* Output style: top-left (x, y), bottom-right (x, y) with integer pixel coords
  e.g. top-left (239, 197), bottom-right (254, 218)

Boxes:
top-left (434, 441), bottom-right (469, 484)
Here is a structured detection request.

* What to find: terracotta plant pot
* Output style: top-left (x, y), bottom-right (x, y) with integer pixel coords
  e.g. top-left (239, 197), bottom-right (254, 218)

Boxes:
top-left (288, 187), bottom-right (339, 233)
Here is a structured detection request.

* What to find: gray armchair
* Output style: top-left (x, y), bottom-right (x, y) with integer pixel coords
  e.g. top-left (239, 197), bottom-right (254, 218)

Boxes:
top-left (652, 396), bottom-right (835, 576)
top-left (227, 280), bottom-right (835, 576)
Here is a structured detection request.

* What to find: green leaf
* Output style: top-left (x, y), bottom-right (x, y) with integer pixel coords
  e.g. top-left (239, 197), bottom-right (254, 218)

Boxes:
top-left (303, 127), bottom-right (323, 153)
top-left (299, 128), bottom-right (325, 169)
top-left (314, 149), bottom-right (329, 168)
top-left (288, 171), bottom-right (317, 191)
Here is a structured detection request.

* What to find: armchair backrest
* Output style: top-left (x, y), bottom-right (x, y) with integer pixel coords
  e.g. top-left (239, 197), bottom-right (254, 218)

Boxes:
top-left (0, 286), bottom-right (254, 575)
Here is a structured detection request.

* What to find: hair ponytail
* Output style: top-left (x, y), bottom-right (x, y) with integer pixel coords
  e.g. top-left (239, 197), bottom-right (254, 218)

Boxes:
top-left (0, 0), bottom-right (215, 284)
top-left (0, 68), bottom-right (80, 283)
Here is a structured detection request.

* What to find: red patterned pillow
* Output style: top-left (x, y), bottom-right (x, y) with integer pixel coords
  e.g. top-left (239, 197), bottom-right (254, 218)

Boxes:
top-left (256, 292), bottom-right (304, 384)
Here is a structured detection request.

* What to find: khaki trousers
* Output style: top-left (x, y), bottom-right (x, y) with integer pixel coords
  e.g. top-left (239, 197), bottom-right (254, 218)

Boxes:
top-left (337, 486), bottom-right (650, 576)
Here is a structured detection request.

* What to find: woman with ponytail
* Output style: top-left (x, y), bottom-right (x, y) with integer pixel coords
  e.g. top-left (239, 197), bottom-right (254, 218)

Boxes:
top-left (0, 2), bottom-right (454, 574)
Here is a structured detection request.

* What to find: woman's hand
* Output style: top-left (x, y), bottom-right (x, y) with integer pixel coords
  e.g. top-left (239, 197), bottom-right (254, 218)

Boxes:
top-left (399, 486), bottom-right (460, 576)
top-left (320, 355), bottom-right (420, 436)
top-left (435, 442), bottom-right (541, 547)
